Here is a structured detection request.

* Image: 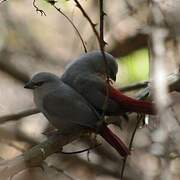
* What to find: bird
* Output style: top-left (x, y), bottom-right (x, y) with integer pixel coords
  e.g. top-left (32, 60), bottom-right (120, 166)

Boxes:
top-left (24, 72), bottom-right (130, 157)
top-left (61, 51), bottom-right (155, 116)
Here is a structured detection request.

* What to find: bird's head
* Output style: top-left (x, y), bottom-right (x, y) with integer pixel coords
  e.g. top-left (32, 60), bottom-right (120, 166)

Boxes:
top-left (24, 72), bottom-right (60, 90)
top-left (74, 51), bottom-right (118, 82)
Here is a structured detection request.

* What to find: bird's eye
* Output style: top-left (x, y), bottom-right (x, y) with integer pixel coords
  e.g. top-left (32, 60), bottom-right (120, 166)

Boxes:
top-left (108, 69), bottom-right (113, 77)
top-left (34, 81), bottom-right (44, 87)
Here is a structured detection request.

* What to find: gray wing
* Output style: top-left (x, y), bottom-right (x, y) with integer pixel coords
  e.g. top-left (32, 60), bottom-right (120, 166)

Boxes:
top-left (42, 83), bottom-right (99, 130)
top-left (67, 75), bottom-right (124, 115)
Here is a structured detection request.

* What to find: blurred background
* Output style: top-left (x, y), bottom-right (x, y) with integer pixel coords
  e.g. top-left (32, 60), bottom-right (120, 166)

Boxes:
top-left (0, 0), bottom-right (180, 179)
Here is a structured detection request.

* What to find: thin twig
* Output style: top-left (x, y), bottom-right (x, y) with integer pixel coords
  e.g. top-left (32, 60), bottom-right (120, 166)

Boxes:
top-left (47, 0), bottom-right (87, 53)
top-left (73, 0), bottom-right (110, 120)
top-left (74, 0), bottom-right (100, 43)
top-left (99, 1), bottom-right (109, 80)
top-left (0, 108), bottom-right (40, 124)
top-left (129, 115), bottom-right (142, 149)
top-left (120, 115), bottom-right (141, 179)
top-left (98, 0), bottom-right (110, 118)
top-left (99, 0), bottom-right (106, 50)
top-left (60, 143), bottom-right (101, 154)
top-left (33, 0), bottom-right (46, 16)
top-left (87, 149), bottom-right (90, 162)
top-left (119, 81), bottom-right (149, 92)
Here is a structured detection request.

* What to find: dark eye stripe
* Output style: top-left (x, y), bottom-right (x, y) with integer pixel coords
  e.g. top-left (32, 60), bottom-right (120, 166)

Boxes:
top-left (35, 81), bottom-right (44, 86)
top-left (109, 69), bottom-right (114, 76)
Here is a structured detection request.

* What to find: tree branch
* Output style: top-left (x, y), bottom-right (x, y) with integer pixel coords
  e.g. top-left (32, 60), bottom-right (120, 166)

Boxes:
top-left (47, 0), bottom-right (87, 53)
top-left (109, 34), bottom-right (148, 58)
top-left (120, 115), bottom-right (141, 179)
top-left (0, 72), bottom-right (179, 124)
top-left (73, 0), bottom-right (100, 44)
top-left (0, 108), bottom-right (40, 124)
top-left (119, 81), bottom-right (149, 92)
top-left (0, 133), bottom-right (80, 179)
top-left (33, 0), bottom-right (46, 16)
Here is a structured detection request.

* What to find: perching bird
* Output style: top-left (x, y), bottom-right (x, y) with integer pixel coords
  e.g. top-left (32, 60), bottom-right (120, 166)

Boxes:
top-left (61, 51), bottom-right (155, 116)
top-left (24, 72), bottom-right (130, 157)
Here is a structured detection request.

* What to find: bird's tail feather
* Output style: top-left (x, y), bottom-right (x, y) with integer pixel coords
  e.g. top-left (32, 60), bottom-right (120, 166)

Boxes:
top-left (99, 124), bottom-right (130, 157)
top-left (109, 86), bottom-right (155, 115)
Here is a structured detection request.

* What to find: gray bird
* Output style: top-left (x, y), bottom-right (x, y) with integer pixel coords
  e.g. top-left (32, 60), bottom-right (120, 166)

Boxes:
top-left (61, 51), bottom-right (155, 116)
top-left (24, 72), bottom-right (130, 157)
top-left (61, 51), bottom-right (120, 116)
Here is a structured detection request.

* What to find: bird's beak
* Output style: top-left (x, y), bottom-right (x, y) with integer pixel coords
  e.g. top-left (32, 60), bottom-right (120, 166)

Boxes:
top-left (112, 74), bottom-right (116, 82)
top-left (24, 81), bottom-right (34, 89)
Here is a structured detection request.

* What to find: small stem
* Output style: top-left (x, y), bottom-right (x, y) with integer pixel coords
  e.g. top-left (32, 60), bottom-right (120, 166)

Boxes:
top-left (60, 143), bottom-right (101, 155)
top-left (48, 1), bottom-right (87, 53)
top-left (120, 115), bottom-right (141, 179)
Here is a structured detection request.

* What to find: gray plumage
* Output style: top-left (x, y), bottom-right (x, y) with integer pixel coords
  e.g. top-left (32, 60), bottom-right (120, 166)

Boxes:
top-left (61, 51), bottom-right (122, 115)
top-left (24, 69), bottom-right (130, 156)
top-left (24, 72), bottom-right (100, 134)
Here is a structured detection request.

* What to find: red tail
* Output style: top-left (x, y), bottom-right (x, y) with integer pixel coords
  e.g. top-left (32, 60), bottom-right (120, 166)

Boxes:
top-left (109, 86), bottom-right (155, 115)
top-left (99, 124), bottom-right (130, 157)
